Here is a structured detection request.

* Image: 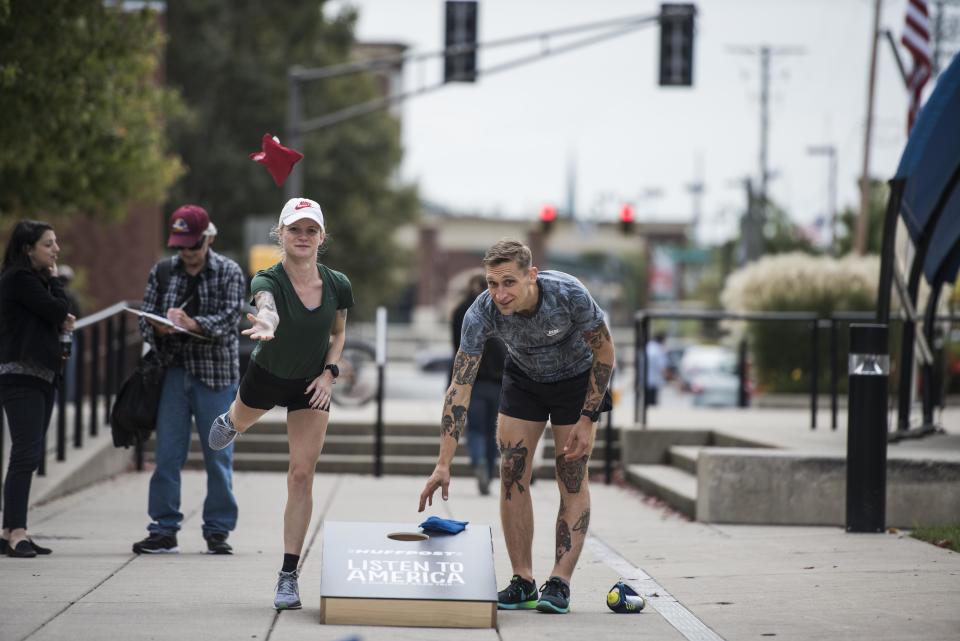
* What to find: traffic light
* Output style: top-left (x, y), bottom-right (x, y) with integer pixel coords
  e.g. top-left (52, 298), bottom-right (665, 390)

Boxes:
top-left (619, 204), bottom-right (635, 235)
top-left (444, 1), bottom-right (478, 83)
top-left (658, 3), bottom-right (696, 87)
top-left (540, 204), bottom-right (557, 234)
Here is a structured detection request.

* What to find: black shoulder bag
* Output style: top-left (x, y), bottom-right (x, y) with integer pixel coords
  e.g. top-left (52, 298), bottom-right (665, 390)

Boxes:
top-left (111, 259), bottom-right (174, 447)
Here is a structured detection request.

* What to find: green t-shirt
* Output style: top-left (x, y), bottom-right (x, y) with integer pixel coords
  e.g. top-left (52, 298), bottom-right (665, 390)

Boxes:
top-left (249, 262), bottom-right (354, 380)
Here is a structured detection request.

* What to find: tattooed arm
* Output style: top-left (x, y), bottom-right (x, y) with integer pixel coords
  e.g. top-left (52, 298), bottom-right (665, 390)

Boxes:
top-left (561, 321), bottom-right (616, 461)
top-left (418, 349), bottom-right (481, 512)
top-left (582, 321), bottom-right (616, 414)
top-left (242, 290), bottom-right (280, 341)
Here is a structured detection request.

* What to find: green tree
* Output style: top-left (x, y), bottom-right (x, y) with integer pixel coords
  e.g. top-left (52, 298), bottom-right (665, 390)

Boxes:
top-left (762, 199), bottom-right (817, 255)
top-left (164, 1), bottom-right (418, 319)
top-left (836, 178), bottom-right (888, 255)
top-left (0, 1), bottom-right (183, 220)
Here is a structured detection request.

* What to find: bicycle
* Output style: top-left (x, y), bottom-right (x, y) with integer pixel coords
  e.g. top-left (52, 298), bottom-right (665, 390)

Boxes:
top-left (332, 339), bottom-right (378, 407)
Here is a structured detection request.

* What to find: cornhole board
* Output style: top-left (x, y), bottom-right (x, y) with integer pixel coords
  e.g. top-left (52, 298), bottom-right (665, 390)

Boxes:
top-left (319, 521), bottom-right (497, 629)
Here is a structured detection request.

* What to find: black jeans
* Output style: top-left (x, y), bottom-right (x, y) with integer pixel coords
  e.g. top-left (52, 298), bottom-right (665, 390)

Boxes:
top-left (1, 378), bottom-right (55, 530)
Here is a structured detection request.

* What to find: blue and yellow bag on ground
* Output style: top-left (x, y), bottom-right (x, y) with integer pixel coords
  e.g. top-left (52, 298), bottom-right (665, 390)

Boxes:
top-left (606, 580), bottom-right (646, 613)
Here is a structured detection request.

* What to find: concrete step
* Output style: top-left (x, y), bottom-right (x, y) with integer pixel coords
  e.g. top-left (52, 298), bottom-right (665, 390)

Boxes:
top-left (667, 445), bottom-right (702, 475)
top-left (176, 451), bottom-right (616, 478)
top-left (624, 464), bottom-right (697, 519)
top-left (143, 433), bottom-right (618, 459)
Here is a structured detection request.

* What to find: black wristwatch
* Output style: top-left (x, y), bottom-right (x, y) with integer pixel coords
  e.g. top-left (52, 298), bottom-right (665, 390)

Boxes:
top-left (580, 408), bottom-right (601, 422)
top-left (323, 363), bottom-right (339, 379)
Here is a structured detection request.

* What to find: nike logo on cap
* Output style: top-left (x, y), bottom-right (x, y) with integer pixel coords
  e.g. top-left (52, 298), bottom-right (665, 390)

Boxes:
top-left (295, 200), bottom-right (313, 210)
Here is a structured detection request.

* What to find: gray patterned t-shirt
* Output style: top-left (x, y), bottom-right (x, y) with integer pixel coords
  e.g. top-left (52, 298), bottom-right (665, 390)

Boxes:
top-left (459, 270), bottom-right (605, 383)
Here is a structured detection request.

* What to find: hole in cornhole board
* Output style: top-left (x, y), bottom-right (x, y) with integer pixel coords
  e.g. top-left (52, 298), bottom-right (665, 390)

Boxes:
top-left (387, 531), bottom-right (429, 542)
top-left (320, 521), bottom-right (497, 629)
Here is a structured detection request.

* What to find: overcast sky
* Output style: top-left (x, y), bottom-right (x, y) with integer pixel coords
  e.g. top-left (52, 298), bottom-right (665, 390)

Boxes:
top-left (324, 0), bottom-right (938, 244)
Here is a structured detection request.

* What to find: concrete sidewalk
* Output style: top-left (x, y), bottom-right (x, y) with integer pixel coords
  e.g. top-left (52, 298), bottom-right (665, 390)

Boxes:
top-left (2, 469), bottom-right (958, 641)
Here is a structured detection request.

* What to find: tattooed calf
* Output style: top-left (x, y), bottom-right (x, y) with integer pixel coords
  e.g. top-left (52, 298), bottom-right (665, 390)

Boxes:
top-left (556, 454), bottom-right (589, 493)
top-left (572, 508), bottom-right (591, 534)
top-left (499, 439), bottom-right (529, 500)
top-left (555, 518), bottom-right (572, 563)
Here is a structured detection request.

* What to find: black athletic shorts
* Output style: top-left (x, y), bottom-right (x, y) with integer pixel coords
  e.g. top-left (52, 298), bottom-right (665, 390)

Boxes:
top-left (499, 358), bottom-right (613, 425)
top-left (239, 360), bottom-right (329, 413)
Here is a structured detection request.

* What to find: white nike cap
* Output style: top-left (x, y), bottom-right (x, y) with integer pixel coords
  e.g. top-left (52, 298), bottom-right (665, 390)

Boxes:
top-left (279, 197), bottom-right (325, 230)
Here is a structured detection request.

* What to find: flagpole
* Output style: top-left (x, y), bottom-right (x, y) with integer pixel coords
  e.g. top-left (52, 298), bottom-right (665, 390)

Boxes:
top-left (856, 0), bottom-right (883, 256)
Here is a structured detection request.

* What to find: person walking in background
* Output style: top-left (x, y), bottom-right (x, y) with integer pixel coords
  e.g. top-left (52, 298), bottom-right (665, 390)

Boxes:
top-left (645, 332), bottom-right (668, 406)
top-left (0, 220), bottom-right (76, 558)
top-left (207, 197), bottom-right (353, 611)
top-left (452, 273), bottom-right (506, 496)
top-left (131, 205), bottom-right (245, 556)
top-left (419, 239), bottom-right (615, 615)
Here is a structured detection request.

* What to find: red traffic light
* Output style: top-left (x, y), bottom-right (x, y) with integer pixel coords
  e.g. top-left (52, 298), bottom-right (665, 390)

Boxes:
top-left (540, 204), bottom-right (557, 222)
top-left (619, 204), bottom-right (635, 223)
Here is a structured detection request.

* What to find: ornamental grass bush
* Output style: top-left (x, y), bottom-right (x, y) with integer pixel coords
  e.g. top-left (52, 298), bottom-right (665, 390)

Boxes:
top-left (720, 252), bottom-right (879, 394)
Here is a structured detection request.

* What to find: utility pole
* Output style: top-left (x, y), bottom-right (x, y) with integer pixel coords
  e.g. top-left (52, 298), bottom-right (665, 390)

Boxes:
top-left (856, 0), bottom-right (882, 256)
top-left (808, 145), bottom-right (838, 255)
top-left (728, 44), bottom-right (803, 261)
top-left (686, 154), bottom-right (705, 245)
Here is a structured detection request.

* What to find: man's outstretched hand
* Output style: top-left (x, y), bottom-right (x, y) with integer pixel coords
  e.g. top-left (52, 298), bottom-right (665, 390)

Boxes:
top-left (418, 465), bottom-right (451, 512)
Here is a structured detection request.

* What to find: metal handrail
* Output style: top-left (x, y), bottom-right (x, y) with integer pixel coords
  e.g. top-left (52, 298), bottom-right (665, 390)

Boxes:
top-left (633, 308), bottom-right (960, 431)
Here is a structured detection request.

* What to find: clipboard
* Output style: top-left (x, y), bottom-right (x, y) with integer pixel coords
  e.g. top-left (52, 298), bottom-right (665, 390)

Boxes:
top-left (124, 307), bottom-right (208, 340)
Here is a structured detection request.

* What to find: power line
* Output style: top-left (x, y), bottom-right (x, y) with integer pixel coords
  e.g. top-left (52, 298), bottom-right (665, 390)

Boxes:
top-left (284, 11), bottom-right (662, 197)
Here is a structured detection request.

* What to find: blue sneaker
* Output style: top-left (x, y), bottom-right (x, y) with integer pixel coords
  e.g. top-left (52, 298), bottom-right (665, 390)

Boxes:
top-left (274, 570), bottom-right (302, 610)
top-left (208, 412), bottom-right (239, 451)
top-left (536, 576), bottom-right (571, 614)
top-left (497, 575), bottom-right (538, 610)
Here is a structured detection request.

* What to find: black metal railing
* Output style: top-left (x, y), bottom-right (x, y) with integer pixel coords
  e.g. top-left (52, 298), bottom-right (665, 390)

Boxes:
top-left (634, 309), bottom-right (959, 431)
top-left (0, 303), bottom-right (139, 511)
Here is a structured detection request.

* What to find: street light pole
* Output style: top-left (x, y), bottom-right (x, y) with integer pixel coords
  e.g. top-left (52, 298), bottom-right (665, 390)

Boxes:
top-left (856, 0), bottom-right (883, 255)
top-left (286, 67), bottom-right (305, 200)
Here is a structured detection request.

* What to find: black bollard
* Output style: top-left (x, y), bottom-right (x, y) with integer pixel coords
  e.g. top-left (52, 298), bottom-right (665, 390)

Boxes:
top-left (845, 323), bottom-right (889, 533)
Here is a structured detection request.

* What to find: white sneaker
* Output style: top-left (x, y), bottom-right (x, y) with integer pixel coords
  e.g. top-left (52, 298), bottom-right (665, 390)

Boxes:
top-left (208, 412), bottom-right (239, 450)
top-left (274, 570), bottom-right (302, 610)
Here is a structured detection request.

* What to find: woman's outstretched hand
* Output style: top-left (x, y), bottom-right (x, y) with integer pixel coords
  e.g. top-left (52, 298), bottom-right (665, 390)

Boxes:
top-left (242, 311), bottom-right (275, 341)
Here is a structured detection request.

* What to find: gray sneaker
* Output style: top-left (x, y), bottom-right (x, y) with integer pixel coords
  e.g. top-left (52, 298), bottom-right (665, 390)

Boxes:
top-left (274, 570), bottom-right (302, 610)
top-left (208, 412), bottom-right (239, 450)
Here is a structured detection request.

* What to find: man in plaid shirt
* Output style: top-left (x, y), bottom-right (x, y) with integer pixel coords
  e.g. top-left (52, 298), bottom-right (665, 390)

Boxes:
top-left (132, 205), bottom-right (246, 556)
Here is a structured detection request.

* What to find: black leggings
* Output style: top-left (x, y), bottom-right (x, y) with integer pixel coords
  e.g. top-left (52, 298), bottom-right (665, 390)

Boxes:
top-left (1, 379), bottom-right (55, 530)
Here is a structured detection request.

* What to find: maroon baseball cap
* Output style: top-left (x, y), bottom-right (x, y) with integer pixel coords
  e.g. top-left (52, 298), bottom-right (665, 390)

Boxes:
top-left (167, 205), bottom-right (211, 248)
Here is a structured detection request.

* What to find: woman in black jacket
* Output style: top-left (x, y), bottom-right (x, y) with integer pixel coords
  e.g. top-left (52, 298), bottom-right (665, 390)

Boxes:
top-left (0, 220), bottom-right (75, 558)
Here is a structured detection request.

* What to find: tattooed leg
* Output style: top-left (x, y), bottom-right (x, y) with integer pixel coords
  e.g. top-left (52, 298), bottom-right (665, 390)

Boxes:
top-left (496, 414), bottom-right (546, 582)
top-left (548, 423), bottom-right (594, 583)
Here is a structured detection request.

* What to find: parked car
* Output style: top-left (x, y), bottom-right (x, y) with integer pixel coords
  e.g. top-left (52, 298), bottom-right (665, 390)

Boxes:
top-left (679, 345), bottom-right (737, 390)
top-left (689, 369), bottom-right (741, 407)
top-left (679, 345), bottom-right (745, 407)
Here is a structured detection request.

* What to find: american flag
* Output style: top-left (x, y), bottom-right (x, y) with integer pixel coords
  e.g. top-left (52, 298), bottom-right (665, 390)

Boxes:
top-left (902, 0), bottom-right (933, 133)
